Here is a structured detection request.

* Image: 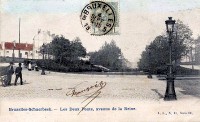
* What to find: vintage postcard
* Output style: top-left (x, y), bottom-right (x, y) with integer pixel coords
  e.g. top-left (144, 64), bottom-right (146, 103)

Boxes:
top-left (0, 0), bottom-right (200, 121)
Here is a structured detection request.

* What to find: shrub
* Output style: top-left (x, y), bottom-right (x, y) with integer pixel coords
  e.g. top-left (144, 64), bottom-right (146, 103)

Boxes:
top-left (36, 59), bottom-right (69, 72)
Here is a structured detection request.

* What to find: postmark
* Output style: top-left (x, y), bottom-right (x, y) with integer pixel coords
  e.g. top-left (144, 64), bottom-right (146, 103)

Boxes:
top-left (80, 1), bottom-right (118, 36)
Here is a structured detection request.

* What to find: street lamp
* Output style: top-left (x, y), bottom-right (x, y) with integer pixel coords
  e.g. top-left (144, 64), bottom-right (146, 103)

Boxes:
top-left (164, 17), bottom-right (176, 101)
top-left (12, 40), bottom-right (16, 62)
top-left (147, 46), bottom-right (152, 78)
top-left (41, 43), bottom-right (46, 75)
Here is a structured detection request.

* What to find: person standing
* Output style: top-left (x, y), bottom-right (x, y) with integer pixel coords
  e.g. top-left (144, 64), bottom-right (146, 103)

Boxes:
top-left (28, 62), bottom-right (31, 71)
top-left (14, 63), bottom-right (23, 85)
top-left (6, 62), bottom-right (14, 86)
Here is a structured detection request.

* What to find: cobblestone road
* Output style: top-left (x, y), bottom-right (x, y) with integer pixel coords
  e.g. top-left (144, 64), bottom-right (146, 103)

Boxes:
top-left (1, 66), bottom-right (199, 101)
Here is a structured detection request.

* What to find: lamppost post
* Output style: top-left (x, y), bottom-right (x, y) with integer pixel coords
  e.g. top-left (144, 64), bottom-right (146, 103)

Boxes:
top-left (12, 40), bottom-right (16, 62)
top-left (164, 17), bottom-right (177, 101)
top-left (41, 43), bottom-right (45, 75)
top-left (147, 46), bottom-right (152, 78)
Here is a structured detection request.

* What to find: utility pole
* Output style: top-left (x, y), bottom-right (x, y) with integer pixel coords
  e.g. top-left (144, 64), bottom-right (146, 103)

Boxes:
top-left (19, 18), bottom-right (21, 58)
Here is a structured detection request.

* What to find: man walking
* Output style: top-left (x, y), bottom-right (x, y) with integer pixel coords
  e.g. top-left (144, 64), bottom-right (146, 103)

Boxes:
top-left (14, 63), bottom-right (23, 85)
top-left (7, 62), bottom-right (14, 86)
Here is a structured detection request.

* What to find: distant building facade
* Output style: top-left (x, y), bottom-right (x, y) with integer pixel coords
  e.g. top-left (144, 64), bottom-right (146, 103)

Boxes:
top-left (33, 30), bottom-right (54, 59)
top-left (0, 43), bottom-right (3, 57)
top-left (0, 30), bottom-right (54, 60)
top-left (0, 42), bottom-right (34, 59)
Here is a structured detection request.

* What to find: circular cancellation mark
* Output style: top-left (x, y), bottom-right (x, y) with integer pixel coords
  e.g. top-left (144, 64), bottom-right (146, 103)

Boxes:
top-left (80, 1), bottom-right (116, 36)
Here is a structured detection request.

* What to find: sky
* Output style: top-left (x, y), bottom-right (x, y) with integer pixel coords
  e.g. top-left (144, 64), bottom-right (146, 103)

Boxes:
top-left (0, 0), bottom-right (200, 67)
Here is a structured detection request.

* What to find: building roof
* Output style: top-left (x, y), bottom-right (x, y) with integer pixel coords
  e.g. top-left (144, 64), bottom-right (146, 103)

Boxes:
top-left (5, 42), bottom-right (33, 51)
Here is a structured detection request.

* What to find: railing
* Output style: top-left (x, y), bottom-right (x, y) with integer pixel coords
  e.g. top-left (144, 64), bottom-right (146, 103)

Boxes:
top-left (0, 56), bottom-right (24, 63)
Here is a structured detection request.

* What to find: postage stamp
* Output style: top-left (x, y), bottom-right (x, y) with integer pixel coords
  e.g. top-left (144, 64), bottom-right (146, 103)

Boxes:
top-left (80, 1), bottom-right (119, 36)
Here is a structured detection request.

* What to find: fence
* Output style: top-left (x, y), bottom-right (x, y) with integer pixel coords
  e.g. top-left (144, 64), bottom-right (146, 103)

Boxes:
top-left (0, 56), bottom-right (25, 63)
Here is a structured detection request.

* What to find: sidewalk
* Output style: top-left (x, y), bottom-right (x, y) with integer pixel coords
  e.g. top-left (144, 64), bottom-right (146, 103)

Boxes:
top-left (157, 75), bottom-right (200, 80)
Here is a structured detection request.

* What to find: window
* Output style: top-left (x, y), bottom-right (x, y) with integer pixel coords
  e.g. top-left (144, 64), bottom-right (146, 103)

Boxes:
top-left (6, 51), bottom-right (9, 53)
top-left (25, 52), bottom-right (28, 55)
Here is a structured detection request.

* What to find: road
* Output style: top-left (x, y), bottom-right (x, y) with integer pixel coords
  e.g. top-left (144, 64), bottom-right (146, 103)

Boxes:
top-left (0, 66), bottom-right (169, 100)
top-left (0, 64), bottom-right (200, 122)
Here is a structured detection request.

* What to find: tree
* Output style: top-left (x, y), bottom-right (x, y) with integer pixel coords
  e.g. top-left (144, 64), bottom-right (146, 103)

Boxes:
top-left (195, 36), bottom-right (200, 64)
top-left (51, 35), bottom-right (71, 64)
top-left (174, 20), bottom-right (194, 62)
top-left (175, 20), bottom-right (193, 48)
top-left (138, 36), bottom-right (170, 73)
top-left (40, 43), bottom-right (53, 59)
top-left (69, 37), bottom-right (86, 61)
top-left (40, 35), bottom-right (86, 65)
top-left (90, 40), bottom-right (125, 70)
top-left (138, 20), bottom-right (193, 73)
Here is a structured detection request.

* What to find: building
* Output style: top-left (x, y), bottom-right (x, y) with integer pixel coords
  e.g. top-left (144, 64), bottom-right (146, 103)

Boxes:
top-left (0, 30), bottom-right (54, 60)
top-left (33, 30), bottom-right (54, 59)
top-left (0, 43), bottom-right (3, 57)
top-left (0, 42), bottom-right (34, 59)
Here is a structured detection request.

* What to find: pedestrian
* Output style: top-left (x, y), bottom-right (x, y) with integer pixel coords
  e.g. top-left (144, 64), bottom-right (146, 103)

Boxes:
top-left (6, 62), bottom-right (14, 86)
top-left (14, 63), bottom-right (23, 85)
top-left (28, 62), bottom-right (31, 71)
top-left (35, 65), bottom-right (39, 71)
